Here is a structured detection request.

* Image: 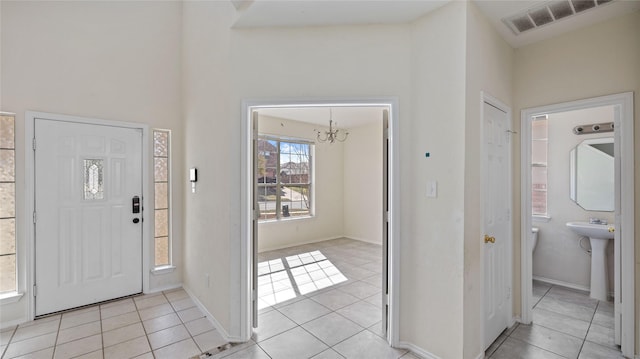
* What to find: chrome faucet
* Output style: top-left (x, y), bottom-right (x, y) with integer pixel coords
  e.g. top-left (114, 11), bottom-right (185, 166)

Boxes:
top-left (589, 217), bottom-right (608, 225)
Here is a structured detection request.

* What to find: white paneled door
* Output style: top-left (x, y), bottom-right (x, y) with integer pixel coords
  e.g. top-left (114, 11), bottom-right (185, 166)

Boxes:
top-left (483, 101), bottom-right (511, 349)
top-left (35, 119), bottom-right (143, 316)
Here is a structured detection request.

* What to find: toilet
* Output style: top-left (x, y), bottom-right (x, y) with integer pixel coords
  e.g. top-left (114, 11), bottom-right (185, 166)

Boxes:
top-left (531, 227), bottom-right (539, 252)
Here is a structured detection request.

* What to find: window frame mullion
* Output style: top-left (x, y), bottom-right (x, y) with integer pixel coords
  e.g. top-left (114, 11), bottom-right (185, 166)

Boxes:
top-left (275, 140), bottom-right (281, 220)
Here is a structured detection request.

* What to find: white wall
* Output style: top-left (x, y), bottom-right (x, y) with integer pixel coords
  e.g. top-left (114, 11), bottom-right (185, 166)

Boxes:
top-left (257, 115), bottom-right (345, 252)
top-left (0, 1), bottom-right (184, 325)
top-left (0, 0), bottom-right (2, 110)
top-left (513, 11), bottom-right (640, 351)
top-left (407, 3), bottom-right (467, 357)
top-left (533, 106), bottom-right (615, 290)
top-left (181, 0), bottom-right (235, 334)
top-left (463, 2), bottom-right (515, 357)
top-left (343, 121), bottom-right (383, 245)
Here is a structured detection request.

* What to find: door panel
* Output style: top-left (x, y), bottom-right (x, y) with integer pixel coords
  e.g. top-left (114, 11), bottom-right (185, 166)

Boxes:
top-left (35, 119), bottom-right (143, 316)
top-left (381, 108), bottom-right (389, 338)
top-left (252, 111), bottom-right (259, 328)
top-left (483, 102), bottom-right (510, 348)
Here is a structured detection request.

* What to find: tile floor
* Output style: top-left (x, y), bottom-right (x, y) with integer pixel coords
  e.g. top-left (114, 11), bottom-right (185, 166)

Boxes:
top-left (0, 238), bottom-right (418, 359)
top-left (486, 280), bottom-right (624, 359)
top-left (0, 288), bottom-right (224, 359)
top-left (250, 238), bottom-right (417, 359)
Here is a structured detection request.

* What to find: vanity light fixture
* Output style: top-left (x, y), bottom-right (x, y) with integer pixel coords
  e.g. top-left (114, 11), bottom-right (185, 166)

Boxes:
top-left (573, 122), bottom-right (614, 135)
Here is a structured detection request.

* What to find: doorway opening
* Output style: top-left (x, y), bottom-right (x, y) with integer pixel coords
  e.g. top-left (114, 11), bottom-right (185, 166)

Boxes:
top-left (520, 93), bottom-right (635, 357)
top-left (239, 99), bottom-right (399, 348)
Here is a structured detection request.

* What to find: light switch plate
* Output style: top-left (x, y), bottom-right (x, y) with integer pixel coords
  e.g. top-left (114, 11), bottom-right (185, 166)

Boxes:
top-left (427, 180), bottom-right (437, 198)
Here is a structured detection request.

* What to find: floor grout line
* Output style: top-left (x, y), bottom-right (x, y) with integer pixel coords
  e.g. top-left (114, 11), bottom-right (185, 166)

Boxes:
top-left (488, 283), bottom-right (620, 359)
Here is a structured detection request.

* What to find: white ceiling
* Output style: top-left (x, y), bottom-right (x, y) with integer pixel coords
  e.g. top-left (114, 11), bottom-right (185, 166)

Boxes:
top-left (258, 106), bottom-right (387, 129)
top-left (231, 0), bottom-right (640, 48)
top-left (232, 0), bottom-right (449, 28)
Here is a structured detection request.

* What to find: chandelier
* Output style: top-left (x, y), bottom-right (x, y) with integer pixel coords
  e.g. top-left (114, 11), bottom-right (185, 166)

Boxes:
top-left (314, 108), bottom-right (349, 144)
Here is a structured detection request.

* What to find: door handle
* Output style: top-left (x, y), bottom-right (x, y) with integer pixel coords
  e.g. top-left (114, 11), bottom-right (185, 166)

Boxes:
top-left (133, 218), bottom-right (140, 224)
top-left (484, 235), bottom-right (495, 244)
top-left (132, 196), bottom-right (141, 213)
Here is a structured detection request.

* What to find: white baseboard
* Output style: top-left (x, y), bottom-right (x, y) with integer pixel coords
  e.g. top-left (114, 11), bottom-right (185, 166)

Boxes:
top-left (258, 235), bottom-right (384, 253)
top-left (532, 276), bottom-right (590, 293)
top-left (258, 235), bottom-right (344, 253)
top-left (183, 286), bottom-right (244, 343)
top-left (343, 235), bottom-right (382, 246)
top-left (396, 341), bottom-right (442, 359)
top-left (145, 283), bottom-right (183, 295)
top-left (0, 318), bottom-right (26, 330)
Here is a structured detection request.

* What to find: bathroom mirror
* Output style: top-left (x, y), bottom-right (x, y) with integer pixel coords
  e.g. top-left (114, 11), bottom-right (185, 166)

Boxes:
top-left (569, 137), bottom-right (614, 211)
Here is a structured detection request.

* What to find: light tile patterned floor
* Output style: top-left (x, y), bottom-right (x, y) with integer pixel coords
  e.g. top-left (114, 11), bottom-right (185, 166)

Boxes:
top-left (486, 280), bottom-right (624, 359)
top-left (246, 238), bottom-right (416, 359)
top-left (0, 238), bottom-right (418, 359)
top-left (0, 288), bottom-right (223, 359)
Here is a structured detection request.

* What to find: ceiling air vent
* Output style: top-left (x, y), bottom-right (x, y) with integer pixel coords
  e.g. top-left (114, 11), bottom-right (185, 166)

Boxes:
top-left (572, 0), bottom-right (597, 12)
top-left (530, 7), bottom-right (554, 26)
top-left (548, 1), bottom-right (574, 19)
top-left (503, 0), bottom-right (615, 35)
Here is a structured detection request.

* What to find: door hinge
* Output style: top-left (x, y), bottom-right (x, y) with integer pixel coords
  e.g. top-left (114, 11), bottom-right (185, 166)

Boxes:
top-left (384, 128), bottom-right (390, 139)
top-left (33, 212), bottom-right (37, 223)
top-left (33, 285), bottom-right (37, 297)
top-left (383, 211), bottom-right (390, 222)
top-left (252, 289), bottom-right (257, 301)
top-left (32, 138), bottom-right (36, 150)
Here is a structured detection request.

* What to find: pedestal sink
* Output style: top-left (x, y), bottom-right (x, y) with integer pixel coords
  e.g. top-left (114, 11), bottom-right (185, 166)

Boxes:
top-left (566, 221), bottom-right (614, 301)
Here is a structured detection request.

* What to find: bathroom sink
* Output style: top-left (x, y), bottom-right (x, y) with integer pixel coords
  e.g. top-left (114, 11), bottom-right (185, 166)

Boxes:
top-left (566, 221), bottom-right (614, 301)
top-left (566, 221), bottom-right (614, 240)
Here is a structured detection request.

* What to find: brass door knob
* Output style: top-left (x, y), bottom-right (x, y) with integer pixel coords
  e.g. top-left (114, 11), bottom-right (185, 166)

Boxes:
top-left (484, 235), bottom-right (495, 244)
top-left (608, 227), bottom-right (615, 233)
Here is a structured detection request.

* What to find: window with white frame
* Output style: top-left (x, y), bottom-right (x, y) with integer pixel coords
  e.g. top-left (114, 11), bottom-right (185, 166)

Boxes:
top-left (153, 130), bottom-right (171, 268)
top-left (257, 137), bottom-right (312, 221)
top-left (531, 116), bottom-right (548, 217)
top-left (0, 115), bottom-right (16, 294)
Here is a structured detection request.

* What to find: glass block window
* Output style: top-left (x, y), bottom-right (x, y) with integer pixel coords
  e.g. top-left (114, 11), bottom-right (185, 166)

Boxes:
top-left (257, 137), bottom-right (312, 221)
top-left (531, 116), bottom-right (548, 217)
top-left (83, 159), bottom-right (104, 200)
top-left (153, 130), bottom-right (171, 267)
top-left (0, 115), bottom-right (16, 294)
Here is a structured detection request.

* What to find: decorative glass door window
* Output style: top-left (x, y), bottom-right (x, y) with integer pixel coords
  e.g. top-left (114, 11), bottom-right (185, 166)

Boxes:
top-left (83, 159), bottom-right (105, 200)
top-left (0, 114), bottom-right (16, 294)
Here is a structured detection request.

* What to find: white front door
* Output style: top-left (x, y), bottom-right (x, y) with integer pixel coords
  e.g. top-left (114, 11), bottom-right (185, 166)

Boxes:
top-left (35, 119), bottom-right (143, 316)
top-left (483, 101), bottom-right (511, 348)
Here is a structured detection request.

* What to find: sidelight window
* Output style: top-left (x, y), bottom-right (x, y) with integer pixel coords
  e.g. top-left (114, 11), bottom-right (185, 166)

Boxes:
top-left (0, 114), bottom-right (16, 294)
top-left (153, 130), bottom-right (171, 268)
